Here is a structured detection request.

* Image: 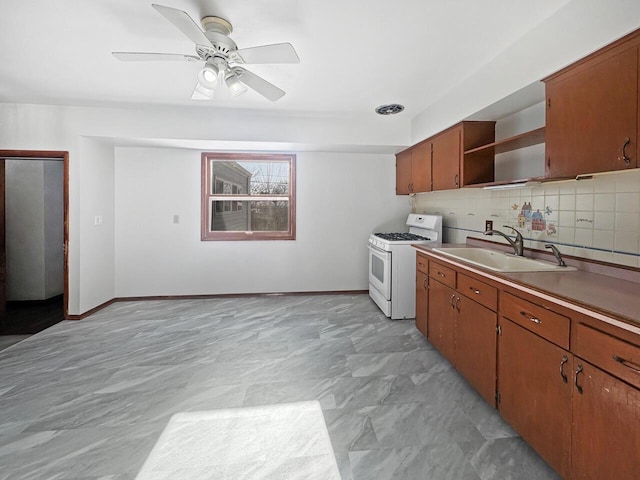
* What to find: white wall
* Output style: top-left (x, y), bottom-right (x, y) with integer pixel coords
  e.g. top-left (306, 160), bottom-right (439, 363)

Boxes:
top-left (0, 102), bottom-right (409, 314)
top-left (43, 161), bottom-right (64, 298)
top-left (5, 159), bottom-right (64, 301)
top-left (5, 161), bottom-right (45, 300)
top-left (78, 137), bottom-right (115, 313)
top-left (115, 148), bottom-right (408, 296)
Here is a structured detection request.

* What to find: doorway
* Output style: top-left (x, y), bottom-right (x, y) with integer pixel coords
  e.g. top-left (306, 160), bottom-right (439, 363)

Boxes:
top-left (0, 150), bottom-right (69, 338)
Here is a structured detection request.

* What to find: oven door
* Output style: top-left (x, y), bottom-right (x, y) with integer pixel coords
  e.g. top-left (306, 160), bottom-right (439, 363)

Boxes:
top-left (368, 243), bottom-right (391, 300)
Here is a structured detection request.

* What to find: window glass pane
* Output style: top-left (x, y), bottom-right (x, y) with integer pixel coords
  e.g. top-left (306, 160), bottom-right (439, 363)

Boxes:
top-left (211, 161), bottom-right (289, 196)
top-left (210, 200), bottom-right (289, 232)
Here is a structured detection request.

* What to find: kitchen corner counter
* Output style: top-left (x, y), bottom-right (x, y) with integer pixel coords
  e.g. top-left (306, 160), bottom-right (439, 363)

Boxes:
top-left (414, 240), bottom-right (640, 331)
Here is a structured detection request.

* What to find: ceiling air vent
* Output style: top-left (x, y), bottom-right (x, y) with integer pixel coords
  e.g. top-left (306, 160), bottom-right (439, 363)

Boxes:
top-left (375, 104), bottom-right (404, 115)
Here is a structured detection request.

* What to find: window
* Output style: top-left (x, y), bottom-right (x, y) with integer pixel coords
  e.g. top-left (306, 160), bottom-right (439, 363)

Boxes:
top-left (201, 152), bottom-right (296, 241)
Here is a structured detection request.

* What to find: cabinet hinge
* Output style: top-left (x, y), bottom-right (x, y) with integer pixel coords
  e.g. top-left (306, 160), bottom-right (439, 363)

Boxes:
top-left (495, 391), bottom-right (501, 404)
top-left (497, 324), bottom-right (502, 336)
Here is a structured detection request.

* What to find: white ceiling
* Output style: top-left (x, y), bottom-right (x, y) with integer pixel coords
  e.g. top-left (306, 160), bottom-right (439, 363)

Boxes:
top-left (0, 0), bottom-right (573, 121)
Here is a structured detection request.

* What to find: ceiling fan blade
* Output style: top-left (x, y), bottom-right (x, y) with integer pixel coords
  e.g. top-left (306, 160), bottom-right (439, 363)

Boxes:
top-left (152, 4), bottom-right (211, 46)
top-left (234, 68), bottom-right (285, 102)
top-left (192, 83), bottom-right (215, 100)
top-left (236, 43), bottom-right (300, 64)
top-left (112, 52), bottom-right (200, 62)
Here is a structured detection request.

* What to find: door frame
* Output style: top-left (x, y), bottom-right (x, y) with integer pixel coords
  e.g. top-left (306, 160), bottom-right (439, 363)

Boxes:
top-left (0, 150), bottom-right (69, 320)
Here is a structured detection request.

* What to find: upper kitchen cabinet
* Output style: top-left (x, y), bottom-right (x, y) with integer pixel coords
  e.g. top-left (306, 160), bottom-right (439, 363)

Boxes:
top-left (544, 30), bottom-right (640, 178)
top-left (395, 140), bottom-right (432, 194)
top-left (395, 149), bottom-right (413, 195)
top-left (432, 121), bottom-right (495, 191)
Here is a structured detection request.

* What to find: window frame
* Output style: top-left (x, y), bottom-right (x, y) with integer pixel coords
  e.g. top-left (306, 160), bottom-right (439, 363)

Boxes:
top-left (201, 152), bottom-right (296, 241)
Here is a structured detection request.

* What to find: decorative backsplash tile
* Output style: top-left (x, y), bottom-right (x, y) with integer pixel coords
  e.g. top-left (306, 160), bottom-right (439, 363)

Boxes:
top-left (413, 169), bottom-right (640, 268)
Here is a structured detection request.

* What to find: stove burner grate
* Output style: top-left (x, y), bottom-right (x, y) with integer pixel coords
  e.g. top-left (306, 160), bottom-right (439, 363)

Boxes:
top-left (374, 232), bottom-right (431, 241)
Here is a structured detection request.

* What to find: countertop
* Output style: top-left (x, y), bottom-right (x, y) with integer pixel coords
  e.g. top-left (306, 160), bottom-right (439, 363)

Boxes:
top-left (415, 240), bottom-right (640, 331)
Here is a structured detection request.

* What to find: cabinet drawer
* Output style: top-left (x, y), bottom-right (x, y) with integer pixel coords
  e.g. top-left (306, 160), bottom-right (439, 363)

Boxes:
top-left (429, 261), bottom-right (456, 288)
top-left (458, 273), bottom-right (497, 311)
top-left (416, 253), bottom-right (429, 274)
top-left (574, 323), bottom-right (640, 390)
top-left (501, 292), bottom-right (570, 349)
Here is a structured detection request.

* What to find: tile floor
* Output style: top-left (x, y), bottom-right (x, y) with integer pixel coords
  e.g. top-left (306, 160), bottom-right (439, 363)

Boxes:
top-left (0, 294), bottom-right (560, 479)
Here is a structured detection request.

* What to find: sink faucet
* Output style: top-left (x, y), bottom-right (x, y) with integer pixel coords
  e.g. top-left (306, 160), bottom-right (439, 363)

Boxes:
top-left (483, 225), bottom-right (524, 256)
top-left (545, 244), bottom-right (567, 267)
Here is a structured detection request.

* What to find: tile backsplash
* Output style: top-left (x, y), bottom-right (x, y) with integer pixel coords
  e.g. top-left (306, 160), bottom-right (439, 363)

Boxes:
top-left (413, 169), bottom-right (640, 268)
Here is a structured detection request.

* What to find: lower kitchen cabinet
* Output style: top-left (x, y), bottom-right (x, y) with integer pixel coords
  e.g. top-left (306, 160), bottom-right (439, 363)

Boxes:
top-left (497, 317), bottom-right (572, 479)
top-left (428, 262), bottom-right (497, 405)
top-left (456, 293), bottom-right (496, 405)
top-left (427, 278), bottom-right (456, 360)
top-left (418, 248), bottom-right (640, 480)
top-left (571, 359), bottom-right (640, 480)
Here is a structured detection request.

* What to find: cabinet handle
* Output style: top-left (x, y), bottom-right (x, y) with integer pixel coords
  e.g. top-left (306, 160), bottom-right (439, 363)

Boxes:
top-left (575, 364), bottom-right (584, 394)
top-left (454, 174), bottom-right (459, 187)
top-left (455, 296), bottom-right (461, 312)
top-left (612, 354), bottom-right (640, 373)
top-left (450, 294), bottom-right (456, 309)
top-left (622, 137), bottom-right (631, 165)
top-left (560, 355), bottom-right (568, 384)
top-left (423, 278), bottom-right (428, 289)
top-left (469, 286), bottom-right (481, 295)
top-left (520, 310), bottom-right (542, 324)
top-left (437, 271), bottom-right (446, 278)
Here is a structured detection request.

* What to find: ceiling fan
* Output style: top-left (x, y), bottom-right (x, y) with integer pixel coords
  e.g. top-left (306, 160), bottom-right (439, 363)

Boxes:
top-left (113, 4), bottom-right (300, 101)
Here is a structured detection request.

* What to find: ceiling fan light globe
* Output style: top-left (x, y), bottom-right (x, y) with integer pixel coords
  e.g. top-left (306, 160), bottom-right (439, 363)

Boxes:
top-left (197, 64), bottom-right (219, 88)
top-left (225, 73), bottom-right (248, 97)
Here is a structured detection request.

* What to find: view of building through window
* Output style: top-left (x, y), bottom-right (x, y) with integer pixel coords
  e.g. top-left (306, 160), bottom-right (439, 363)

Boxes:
top-left (201, 153), bottom-right (296, 240)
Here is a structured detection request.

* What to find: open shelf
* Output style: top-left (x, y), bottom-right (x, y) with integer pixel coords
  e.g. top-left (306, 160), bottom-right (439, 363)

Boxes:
top-left (464, 127), bottom-right (545, 155)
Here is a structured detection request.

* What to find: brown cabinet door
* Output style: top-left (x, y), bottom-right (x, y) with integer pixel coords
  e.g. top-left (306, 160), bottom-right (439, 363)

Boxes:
top-left (571, 359), bottom-right (640, 480)
top-left (411, 141), bottom-right (432, 192)
top-left (415, 270), bottom-right (428, 337)
top-left (545, 46), bottom-right (638, 178)
top-left (432, 126), bottom-right (461, 191)
top-left (395, 149), bottom-right (413, 194)
top-left (427, 279), bottom-right (456, 361)
top-left (497, 318), bottom-right (572, 479)
top-left (455, 294), bottom-right (497, 406)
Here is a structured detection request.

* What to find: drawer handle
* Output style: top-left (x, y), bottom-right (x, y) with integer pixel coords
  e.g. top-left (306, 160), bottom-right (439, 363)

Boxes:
top-left (469, 286), bottom-right (481, 295)
top-left (560, 355), bottom-right (568, 384)
top-left (612, 355), bottom-right (640, 374)
top-left (520, 311), bottom-right (542, 324)
top-left (575, 364), bottom-right (584, 394)
top-left (437, 271), bottom-right (446, 278)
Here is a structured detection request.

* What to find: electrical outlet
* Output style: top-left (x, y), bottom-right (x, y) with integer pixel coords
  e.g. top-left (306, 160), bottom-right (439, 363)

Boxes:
top-left (485, 220), bottom-right (493, 234)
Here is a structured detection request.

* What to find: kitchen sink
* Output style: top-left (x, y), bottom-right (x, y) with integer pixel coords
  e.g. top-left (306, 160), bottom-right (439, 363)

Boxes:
top-left (432, 247), bottom-right (577, 272)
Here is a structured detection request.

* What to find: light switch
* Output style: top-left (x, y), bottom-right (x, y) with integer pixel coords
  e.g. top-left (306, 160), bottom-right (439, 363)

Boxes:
top-left (173, 215), bottom-right (180, 224)
top-left (94, 215), bottom-right (103, 225)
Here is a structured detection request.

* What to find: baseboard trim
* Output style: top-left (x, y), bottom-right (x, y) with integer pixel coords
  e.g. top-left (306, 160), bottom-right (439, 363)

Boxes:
top-left (67, 290), bottom-right (369, 320)
top-left (66, 298), bottom-right (117, 321)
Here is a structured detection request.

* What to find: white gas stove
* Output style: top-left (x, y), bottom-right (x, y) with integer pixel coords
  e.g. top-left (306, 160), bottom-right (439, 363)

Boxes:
top-left (367, 214), bottom-right (442, 319)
